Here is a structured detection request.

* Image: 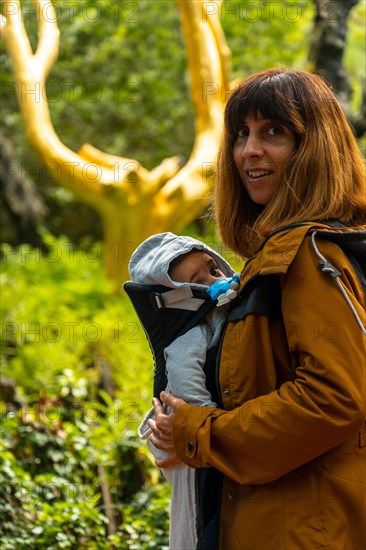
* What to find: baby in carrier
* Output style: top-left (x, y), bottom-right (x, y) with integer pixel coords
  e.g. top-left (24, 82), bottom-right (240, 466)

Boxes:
top-left (127, 232), bottom-right (239, 550)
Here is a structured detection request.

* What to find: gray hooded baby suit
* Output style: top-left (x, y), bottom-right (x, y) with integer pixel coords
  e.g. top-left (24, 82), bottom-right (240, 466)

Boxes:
top-left (129, 233), bottom-right (234, 550)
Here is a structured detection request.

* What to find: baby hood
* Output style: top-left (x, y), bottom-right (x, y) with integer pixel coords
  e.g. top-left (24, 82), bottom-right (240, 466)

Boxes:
top-left (128, 232), bottom-right (234, 288)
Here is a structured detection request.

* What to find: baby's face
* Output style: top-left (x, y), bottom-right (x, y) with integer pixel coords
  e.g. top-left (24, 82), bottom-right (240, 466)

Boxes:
top-left (169, 251), bottom-right (224, 286)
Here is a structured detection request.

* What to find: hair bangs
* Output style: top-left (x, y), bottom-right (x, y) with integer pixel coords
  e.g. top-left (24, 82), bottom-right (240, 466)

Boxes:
top-left (226, 72), bottom-right (302, 141)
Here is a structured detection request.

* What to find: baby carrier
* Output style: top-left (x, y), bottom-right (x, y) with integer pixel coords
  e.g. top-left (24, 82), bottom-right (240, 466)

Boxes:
top-left (124, 282), bottom-right (220, 398)
top-left (124, 231), bottom-right (238, 400)
top-left (124, 270), bottom-right (240, 399)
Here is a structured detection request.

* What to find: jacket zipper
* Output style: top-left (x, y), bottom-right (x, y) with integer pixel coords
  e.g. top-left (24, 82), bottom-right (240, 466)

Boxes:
top-left (212, 277), bottom-right (262, 550)
top-left (262, 221), bottom-right (312, 242)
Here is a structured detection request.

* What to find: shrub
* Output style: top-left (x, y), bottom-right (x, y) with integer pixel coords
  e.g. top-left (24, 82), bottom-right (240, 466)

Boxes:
top-left (1, 237), bottom-right (170, 546)
top-left (0, 383), bottom-right (169, 548)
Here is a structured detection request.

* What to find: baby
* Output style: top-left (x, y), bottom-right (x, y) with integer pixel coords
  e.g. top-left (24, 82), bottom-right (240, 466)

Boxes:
top-left (129, 233), bottom-right (238, 550)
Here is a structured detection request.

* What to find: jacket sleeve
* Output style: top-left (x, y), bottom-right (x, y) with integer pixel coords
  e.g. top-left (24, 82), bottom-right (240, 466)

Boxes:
top-left (165, 324), bottom-right (217, 407)
top-left (173, 238), bottom-right (366, 484)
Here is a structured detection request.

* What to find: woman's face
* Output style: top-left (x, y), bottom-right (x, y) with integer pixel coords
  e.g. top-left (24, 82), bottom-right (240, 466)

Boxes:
top-left (233, 114), bottom-right (296, 205)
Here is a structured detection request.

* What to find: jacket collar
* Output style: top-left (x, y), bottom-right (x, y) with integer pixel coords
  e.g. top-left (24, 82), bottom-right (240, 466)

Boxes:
top-left (240, 221), bottom-right (366, 285)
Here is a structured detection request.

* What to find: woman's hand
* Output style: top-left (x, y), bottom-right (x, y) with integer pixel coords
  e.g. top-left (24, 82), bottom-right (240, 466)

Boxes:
top-left (148, 391), bottom-right (187, 468)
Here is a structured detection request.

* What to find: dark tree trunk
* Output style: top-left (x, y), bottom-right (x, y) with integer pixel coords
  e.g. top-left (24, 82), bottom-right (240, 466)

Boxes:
top-left (0, 133), bottom-right (47, 248)
top-left (309, 0), bottom-right (366, 137)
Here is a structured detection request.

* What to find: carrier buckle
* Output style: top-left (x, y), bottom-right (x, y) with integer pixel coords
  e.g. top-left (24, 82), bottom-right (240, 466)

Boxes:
top-left (149, 292), bottom-right (165, 311)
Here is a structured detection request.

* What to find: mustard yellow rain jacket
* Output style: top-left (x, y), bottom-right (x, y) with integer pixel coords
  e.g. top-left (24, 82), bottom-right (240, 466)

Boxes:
top-left (173, 222), bottom-right (366, 550)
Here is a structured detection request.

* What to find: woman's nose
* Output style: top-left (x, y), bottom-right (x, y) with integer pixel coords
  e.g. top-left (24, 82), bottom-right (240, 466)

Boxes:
top-left (241, 134), bottom-right (263, 157)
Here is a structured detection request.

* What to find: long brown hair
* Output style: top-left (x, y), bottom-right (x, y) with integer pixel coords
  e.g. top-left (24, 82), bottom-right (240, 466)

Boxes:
top-left (215, 69), bottom-right (366, 258)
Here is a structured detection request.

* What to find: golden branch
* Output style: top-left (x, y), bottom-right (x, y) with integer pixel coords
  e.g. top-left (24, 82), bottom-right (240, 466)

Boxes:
top-left (34, 0), bottom-right (60, 78)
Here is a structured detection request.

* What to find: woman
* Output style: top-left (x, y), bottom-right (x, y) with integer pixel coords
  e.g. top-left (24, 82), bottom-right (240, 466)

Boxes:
top-left (148, 69), bottom-right (366, 549)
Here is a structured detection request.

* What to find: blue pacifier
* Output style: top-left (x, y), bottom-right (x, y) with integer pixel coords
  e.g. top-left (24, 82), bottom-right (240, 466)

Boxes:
top-left (206, 273), bottom-right (240, 306)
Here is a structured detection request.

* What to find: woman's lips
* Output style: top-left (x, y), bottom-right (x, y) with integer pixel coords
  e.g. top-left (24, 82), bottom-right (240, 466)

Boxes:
top-left (246, 169), bottom-right (273, 182)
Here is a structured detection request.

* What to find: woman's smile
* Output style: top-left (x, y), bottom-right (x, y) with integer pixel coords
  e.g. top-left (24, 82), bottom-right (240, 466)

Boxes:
top-left (245, 166), bottom-right (274, 184)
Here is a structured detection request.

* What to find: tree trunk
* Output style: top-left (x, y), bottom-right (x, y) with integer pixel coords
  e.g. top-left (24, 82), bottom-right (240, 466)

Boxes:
top-left (309, 0), bottom-right (366, 136)
top-left (0, 133), bottom-right (47, 248)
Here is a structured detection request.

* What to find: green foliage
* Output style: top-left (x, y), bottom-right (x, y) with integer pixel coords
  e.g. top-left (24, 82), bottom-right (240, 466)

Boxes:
top-left (118, 483), bottom-right (171, 549)
top-left (1, 234), bottom-right (152, 404)
top-left (223, 0), bottom-right (313, 77)
top-left (0, 237), bottom-right (171, 547)
top-left (0, 409), bottom-right (107, 549)
top-left (1, 402), bottom-right (169, 548)
top-left (29, 503), bottom-right (108, 550)
top-left (344, 2), bottom-right (366, 113)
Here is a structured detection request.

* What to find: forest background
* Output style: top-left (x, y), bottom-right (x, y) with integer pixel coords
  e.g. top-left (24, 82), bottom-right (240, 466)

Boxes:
top-left (1, 1), bottom-right (365, 548)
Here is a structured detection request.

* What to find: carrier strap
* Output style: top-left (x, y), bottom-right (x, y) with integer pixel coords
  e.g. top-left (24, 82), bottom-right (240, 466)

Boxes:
top-left (149, 286), bottom-right (206, 311)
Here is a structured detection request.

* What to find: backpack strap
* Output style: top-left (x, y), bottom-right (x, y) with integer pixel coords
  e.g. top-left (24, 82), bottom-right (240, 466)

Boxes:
top-left (310, 230), bottom-right (366, 336)
top-left (310, 229), bottom-right (366, 292)
top-left (227, 274), bottom-right (282, 323)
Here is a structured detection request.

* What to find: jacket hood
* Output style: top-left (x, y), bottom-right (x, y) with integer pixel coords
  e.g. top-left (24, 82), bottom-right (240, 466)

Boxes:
top-left (129, 232), bottom-right (234, 288)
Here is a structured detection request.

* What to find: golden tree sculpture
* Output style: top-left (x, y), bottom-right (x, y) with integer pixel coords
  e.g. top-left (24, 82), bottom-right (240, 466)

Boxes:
top-left (1, 0), bottom-right (232, 282)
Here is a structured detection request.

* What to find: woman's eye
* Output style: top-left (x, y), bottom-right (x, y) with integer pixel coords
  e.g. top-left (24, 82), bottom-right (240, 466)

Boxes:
top-left (268, 126), bottom-right (283, 136)
top-left (237, 128), bottom-right (248, 138)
